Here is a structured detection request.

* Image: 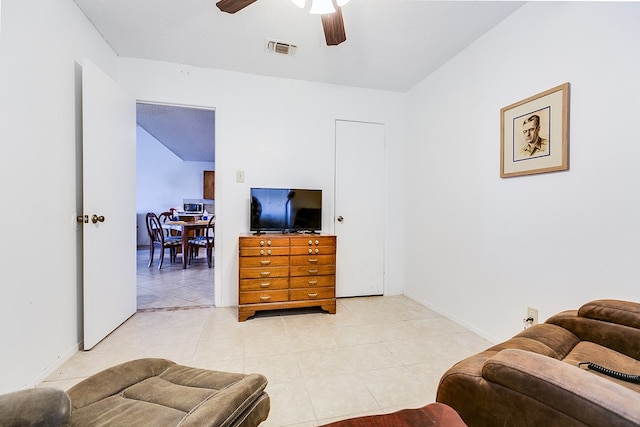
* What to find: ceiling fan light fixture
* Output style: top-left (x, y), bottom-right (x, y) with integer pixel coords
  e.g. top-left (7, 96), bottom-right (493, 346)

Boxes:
top-left (309, 0), bottom-right (335, 14)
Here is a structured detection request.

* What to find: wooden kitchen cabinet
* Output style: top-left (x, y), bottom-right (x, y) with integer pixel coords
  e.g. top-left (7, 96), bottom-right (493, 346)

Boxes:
top-left (203, 170), bottom-right (215, 200)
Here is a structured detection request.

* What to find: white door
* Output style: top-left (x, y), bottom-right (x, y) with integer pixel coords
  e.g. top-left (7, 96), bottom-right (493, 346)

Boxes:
top-left (334, 120), bottom-right (385, 297)
top-left (82, 60), bottom-right (137, 350)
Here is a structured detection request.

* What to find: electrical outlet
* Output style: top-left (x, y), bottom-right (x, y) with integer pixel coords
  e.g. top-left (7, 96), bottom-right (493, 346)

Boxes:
top-left (527, 307), bottom-right (539, 325)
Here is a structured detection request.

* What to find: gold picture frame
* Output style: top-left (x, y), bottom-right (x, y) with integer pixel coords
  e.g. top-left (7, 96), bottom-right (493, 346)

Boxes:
top-left (500, 82), bottom-right (570, 178)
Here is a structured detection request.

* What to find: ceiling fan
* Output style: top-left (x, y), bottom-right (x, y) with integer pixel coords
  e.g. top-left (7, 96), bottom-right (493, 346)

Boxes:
top-left (215, 0), bottom-right (348, 46)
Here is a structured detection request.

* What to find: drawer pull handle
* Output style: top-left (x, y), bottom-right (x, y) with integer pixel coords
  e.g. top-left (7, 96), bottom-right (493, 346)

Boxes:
top-left (260, 283), bottom-right (270, 288)
top-left (308, 249), bottom-right (313, 254)
top-left (315, 240), bottom-right (320, 245)
top-left (308, 269), bottom-right (318, 275)
top-left (308, 240), bottom-right (313, 245)
top-left (308, 293), bottom-right (318, 298)
top-left (261, 271), bottom-right (271, 277)
top-left (308, 279), bottom-right (318, 286)
top-left (260, 260), bottom-right (271, 265)
top-left (260, 295), bottom-right (271, 301)
top-left (308, 258), bottom-right (318, 263)
top-left (260, 240), bottom-right (265, 246)
top-left (267, 240), bottom-right (272, 246)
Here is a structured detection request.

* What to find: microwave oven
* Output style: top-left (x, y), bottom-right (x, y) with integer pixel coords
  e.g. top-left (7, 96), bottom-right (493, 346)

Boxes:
top-left (183, 203), bottom-right (204, 214)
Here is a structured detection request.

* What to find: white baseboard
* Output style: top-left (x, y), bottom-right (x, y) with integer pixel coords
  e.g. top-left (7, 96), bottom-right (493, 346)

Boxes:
top-left (25, 341), bottom-right (82, 389)
top-left (403, 291), bottom-right (500, 344)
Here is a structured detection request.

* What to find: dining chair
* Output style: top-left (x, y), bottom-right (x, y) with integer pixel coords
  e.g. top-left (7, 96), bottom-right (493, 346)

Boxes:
top-left (159, 210), bottom-right (182, 238)
top-left (145, 212), bottom-right (182, 269)
top-left (188, 215), bottom-right (215, 267)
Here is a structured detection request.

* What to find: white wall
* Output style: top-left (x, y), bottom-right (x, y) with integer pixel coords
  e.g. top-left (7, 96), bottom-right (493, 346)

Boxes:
top-left (0, 0), bottom-right (118, 393)
top-left (119, 59), bottom-right (407, 307)
top-left (404, 2), bottom-right (640, 343)
top-left (136, 125), bottom-right (215, 245)
top-left (0, 0), bottom-right (405, 393)
top-left (13, 0), bottom-right (637, 395)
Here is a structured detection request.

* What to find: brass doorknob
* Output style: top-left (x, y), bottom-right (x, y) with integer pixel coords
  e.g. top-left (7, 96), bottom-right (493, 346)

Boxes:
top-left (91, 214), bottom-right (105, 224)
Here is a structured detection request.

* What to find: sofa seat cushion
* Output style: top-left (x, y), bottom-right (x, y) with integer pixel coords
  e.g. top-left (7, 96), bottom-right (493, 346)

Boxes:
top-left (67, 358), bottom-right (269, 427)
top-left (70, 394), bottom-right (186, 426)
top-left (561, 341), bottom-right (640, 393)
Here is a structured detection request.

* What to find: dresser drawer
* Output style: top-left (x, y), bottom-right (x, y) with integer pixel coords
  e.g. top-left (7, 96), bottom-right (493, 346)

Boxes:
top-left (240, 266), bottom-right (289, 279)
top-left (290, 254), bottom-right (335, 266)
top-left (290, 287), bottom-right (334, 301)
top-left (240, 256), bottom-right (289, 268)
top-left (240, 247), bottom-right (290, 257)
top-left (240, 277), bottom-right (289, 291)
top-left (290, 236), bottom-right (336, 247)
top-left (290, 275), bottom-right (335, 288)
top-left (290, 265), bottom-right (336, 277)
top-left (239, 290), bottom-right (289, 305)
top-left (240, 237), bottom-right (289, 248)
top-left (290, 246), bottom-right (336, 256)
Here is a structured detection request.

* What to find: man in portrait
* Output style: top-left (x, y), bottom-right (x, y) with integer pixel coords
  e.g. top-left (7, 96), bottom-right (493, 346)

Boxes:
top-left (519, 114), bottom-right (548, 158)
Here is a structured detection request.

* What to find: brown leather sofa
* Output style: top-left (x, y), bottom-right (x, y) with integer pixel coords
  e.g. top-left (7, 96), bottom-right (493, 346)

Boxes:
top-left (0, 358), bottom-right (270, 426)
top-left (436, 299), bottom-right (640, 427)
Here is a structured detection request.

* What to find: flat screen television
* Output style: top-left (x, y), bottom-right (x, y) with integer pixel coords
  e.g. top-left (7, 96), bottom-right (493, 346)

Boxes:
top-left (250, 188), bottom-right (322, 234)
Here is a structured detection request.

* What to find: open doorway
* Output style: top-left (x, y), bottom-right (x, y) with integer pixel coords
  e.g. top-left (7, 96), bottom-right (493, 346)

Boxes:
top-left (135, 102), bottom-right (215, 311)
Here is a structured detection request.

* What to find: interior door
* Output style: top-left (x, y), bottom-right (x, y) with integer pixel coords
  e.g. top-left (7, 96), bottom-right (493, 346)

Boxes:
top-left (334, 120), bottom-right (385, 297)
top-left (82, 60), bottom-right (137, 350)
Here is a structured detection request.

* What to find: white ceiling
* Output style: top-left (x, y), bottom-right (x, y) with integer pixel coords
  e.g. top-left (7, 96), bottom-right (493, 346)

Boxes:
top-left (73, 0), bottom-right (524, 93)
top-left (75, 0), bottom-right (524, 162)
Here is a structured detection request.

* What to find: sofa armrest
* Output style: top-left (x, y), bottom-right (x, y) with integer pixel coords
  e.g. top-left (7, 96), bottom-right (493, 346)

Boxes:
top-left (483, 348), bottom-right (640, 426)
top-left (0, 388), bottom-right (71, 427)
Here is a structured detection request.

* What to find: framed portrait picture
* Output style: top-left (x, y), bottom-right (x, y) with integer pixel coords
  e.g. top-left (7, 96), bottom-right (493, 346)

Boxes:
top-left (500, 83), bottom-right (570, 178)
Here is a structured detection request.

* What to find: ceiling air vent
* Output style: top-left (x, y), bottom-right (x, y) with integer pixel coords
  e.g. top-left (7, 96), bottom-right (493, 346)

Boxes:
top-left (266, 39), bottom-right (297, 56)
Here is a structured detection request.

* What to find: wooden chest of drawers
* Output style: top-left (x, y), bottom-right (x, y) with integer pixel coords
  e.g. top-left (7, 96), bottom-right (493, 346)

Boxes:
top-left (238, 234), bottom-right (336, 321)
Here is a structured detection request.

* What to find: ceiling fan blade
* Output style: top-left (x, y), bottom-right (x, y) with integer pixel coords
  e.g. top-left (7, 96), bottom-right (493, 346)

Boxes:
top-left (216, 0), bottom-right (257, 14)
top-left (321, 7), bottom-right (346, 46)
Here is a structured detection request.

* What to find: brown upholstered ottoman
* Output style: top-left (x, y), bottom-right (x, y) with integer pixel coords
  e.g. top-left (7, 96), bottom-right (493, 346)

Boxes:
top-left (66, 358), bottom-right (269, 426)
top-left (320, 402), bottom-right (466, 427)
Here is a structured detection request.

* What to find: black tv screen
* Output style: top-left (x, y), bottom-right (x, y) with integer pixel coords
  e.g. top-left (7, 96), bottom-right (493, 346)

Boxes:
top-left (250, 188), bottom-right (322, 233)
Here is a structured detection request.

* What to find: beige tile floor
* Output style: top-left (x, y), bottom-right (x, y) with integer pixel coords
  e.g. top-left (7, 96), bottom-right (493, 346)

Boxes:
top-left (40, 292), bottom-right (491, 426)
top-left (136, 247), bottom-right (214, 310)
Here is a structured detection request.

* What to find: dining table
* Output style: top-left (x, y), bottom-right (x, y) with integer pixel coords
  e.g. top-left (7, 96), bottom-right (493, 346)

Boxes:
top-left (165, 219), bottom-right (210, 269)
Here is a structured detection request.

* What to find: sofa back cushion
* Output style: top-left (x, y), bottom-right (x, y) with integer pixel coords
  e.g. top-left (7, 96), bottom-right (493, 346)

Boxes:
top-left (579, 299), bottom-right (640, 329)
